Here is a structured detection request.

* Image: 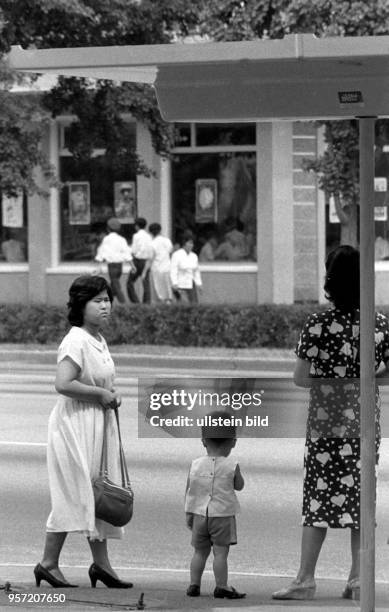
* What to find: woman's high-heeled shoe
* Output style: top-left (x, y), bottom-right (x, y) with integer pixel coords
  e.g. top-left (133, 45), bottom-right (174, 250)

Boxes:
top-left (88, 563), bottom-right (133, 589)
top-left (33, 563), bottom-right (78, 588)
top-left (272, 579), bottom-right (316, 600)
top-left (342, 578), bottom-right (360, 600)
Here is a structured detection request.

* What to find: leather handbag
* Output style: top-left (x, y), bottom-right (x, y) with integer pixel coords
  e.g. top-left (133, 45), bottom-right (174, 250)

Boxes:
top-left (93, 406), bottom-right (134, 527)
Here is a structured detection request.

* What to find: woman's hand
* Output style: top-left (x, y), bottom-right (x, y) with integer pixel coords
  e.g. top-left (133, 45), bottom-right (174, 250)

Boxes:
top-left (99, 388), bottom-right (120, 410)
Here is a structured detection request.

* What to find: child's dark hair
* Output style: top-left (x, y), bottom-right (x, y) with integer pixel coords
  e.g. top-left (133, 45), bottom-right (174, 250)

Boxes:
top-left (67, 275), bottom-right (113, 326)
top-left (201, 410), bottom-right (236, 445)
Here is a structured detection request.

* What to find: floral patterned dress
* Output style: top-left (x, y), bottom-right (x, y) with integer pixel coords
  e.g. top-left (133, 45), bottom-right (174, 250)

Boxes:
top-left (296, 307), bottom-right (389, 529)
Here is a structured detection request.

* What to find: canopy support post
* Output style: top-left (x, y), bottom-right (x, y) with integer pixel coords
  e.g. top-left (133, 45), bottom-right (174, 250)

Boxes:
top-left (359, 116), bottom-right (376, 612)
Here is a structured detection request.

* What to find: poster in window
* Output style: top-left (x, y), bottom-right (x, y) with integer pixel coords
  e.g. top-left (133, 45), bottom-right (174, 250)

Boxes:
top-left (195, 179), bottom-right (217, 223)
top-left (68, 182), bottom-right (90, 225)
top-left (114, 181), bottom-right (136, 223)
top-left (374, 207), bottom-right (388, 221)
top-left (374, 177), bottom-right (389, 207)
top-left (2, 191), bottom-right (23, 228)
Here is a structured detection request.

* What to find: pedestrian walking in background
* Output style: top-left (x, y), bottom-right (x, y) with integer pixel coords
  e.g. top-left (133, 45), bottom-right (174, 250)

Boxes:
top-left (272, 245), bottom-right (389, 602)
top-left (95, 217), bottom-right (134, 304)
top-left (148, 222), bottom-right (173, 302)
top-left (185, 411), bottom-right (245, 600)
top-left (170, 231), bottom-right (202, 304)
top-left (126, 217), bottom-right (153, 303)
top-left (34, 275), bottom-right (133, 590)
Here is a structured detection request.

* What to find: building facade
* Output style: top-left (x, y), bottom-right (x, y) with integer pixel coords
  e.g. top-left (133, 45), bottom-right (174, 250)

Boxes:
top-left (1, 116), bottom-right (389, 306)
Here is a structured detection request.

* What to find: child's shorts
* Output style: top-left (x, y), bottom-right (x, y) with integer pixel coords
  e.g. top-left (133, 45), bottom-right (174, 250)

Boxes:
top-left (191, 514), bottom-right (237, 549)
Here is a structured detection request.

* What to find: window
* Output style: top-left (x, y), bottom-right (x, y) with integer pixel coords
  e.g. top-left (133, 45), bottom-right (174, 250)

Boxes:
top-left (172, 124), bottom-right (257, 262)
top-left (196, 123), bottom-right (255, 147)
top-left (326, 124), bottom-right (389, 261)
top-left (59, 122), bottom-right (136, 262)
top-left (0, 191), bottom-right (28, 262)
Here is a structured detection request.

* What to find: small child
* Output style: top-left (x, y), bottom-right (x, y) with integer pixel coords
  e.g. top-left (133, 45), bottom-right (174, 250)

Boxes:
top-left (184, 410), bottom-right (245, 599)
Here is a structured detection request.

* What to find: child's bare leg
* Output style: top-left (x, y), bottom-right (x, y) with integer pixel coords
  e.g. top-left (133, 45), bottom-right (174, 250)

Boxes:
top-left (213, 544), bottom-right (230, 588)
top-left (190, 545), bottom-right (211, 586)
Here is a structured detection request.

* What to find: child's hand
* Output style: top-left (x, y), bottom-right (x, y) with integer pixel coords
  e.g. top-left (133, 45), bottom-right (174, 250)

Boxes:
top-left (185, 513), bottom-right (194, 530)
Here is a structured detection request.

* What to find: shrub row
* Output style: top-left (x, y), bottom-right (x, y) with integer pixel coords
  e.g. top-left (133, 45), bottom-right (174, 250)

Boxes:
top-left (3, 302), bottom-right (388, 348)
top-left (0, 302), bottom-right (334, 348)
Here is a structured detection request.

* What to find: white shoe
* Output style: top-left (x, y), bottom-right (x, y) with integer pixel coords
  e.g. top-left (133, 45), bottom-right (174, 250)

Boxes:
top-left (342, 578), bottom-right (360, 600)
top-left (272, 579), bottom-right (316, 600)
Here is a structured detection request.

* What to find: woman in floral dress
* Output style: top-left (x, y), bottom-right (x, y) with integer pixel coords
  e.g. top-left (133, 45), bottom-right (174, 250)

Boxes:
top-left (273, 245), bottom-right (389, 601)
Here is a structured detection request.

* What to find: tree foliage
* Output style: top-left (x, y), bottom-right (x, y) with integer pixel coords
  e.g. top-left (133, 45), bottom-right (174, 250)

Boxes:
top-left (0, 0), bottom-right (202, 193)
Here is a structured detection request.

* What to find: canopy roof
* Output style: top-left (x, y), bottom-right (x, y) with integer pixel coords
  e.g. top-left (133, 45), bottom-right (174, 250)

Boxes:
top-left (9, 33), bottom-right (389, 121)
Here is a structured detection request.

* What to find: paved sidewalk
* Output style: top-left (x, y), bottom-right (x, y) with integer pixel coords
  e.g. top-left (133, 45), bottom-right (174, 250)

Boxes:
top-left (2, 567), bottom-right (387, 611)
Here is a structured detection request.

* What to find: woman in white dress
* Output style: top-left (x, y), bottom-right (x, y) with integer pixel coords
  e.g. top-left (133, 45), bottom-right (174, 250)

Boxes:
top-left (34, 275), bottom-right (133, 589)
top-left (170, 231), bottom-right (202, 304)
top-left (148, 223), bottom-right (173, 302)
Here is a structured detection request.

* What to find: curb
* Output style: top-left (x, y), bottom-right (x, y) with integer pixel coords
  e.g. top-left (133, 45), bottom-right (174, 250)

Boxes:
top-left (0, 348), bottom-right (294, 372)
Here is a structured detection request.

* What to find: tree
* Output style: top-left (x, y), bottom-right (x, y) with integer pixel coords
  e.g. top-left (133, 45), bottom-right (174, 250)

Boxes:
top-left (0, 0), bottom-right (94, 196)
top-left (0, 0), bottom-right (203, 194)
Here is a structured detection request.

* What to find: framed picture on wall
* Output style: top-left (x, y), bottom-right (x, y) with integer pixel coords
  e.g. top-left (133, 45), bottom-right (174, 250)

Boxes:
top-left (114, 181), bottom-right (136, 223)
top-left (195, 179), bottom-right (217, 223)
top-left (2, 191), bottom-right (23, 228)
top-left (68, 182), bottom-right (90, 225)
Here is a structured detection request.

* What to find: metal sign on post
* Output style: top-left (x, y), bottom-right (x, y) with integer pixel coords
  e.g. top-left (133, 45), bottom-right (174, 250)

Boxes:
top-left (9, 33), bottom-right (389, 611)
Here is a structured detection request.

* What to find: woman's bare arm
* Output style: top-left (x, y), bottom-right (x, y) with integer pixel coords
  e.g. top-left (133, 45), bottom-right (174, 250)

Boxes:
top-left (55, 357), bottom-right (119, 409)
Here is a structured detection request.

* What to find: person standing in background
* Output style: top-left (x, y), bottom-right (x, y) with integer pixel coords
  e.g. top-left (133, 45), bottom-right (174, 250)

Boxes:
top-left (148, 223), bottom-right (173, 302)
top-left (170, 231), bottom-right (202, 304)
top-left (95, 218), bottom-right (134, 304)
top-left (126, 218), bottom-right (153, 304)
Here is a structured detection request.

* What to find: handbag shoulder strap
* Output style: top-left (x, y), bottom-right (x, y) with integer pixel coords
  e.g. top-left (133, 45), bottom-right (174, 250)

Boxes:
top-left (98, 406), bottom-right (132, 490)
top-left (113, 407), bottom-right (131, 489)
top-left (99, 408), bottom-right (110, 477)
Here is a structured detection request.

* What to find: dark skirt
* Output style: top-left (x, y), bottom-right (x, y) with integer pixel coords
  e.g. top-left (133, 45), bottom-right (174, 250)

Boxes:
top-left (302, 437), bottom-right (379, 529)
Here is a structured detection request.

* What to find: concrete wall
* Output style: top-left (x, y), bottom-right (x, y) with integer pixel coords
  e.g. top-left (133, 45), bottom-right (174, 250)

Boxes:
top-left (257, 122), bottom-right (294, 304)
top-left (293, 122), bottom-right (319, 302)
top-left (0, 272), bottom-right (29, 303)
top-left (136, 123), bottom-right (162, 226)
top-left (200, 270), bottom-right (257, 304)
top-left (46, 268), bottom-right (257, 306)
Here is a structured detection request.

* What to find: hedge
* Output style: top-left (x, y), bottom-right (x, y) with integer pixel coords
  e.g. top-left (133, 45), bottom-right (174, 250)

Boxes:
top-left (1, 303), bottom-right (387, 348)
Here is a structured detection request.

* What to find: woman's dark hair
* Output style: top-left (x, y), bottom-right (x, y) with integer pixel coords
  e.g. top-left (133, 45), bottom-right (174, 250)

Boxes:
top-left (180, 230), bottom-right (195, 246)
top-left (135, 217), bottom-right (147, 229)
top-left (324, 245), bottom-right (360, 312)
top-left (149, 223), bottom-right (161, 237)
top-left (67, 275), bottom-right (113, 326)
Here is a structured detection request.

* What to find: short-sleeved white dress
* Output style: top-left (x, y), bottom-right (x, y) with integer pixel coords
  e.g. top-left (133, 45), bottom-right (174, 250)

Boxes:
top-left (46, 326), bottom-right (123, 540)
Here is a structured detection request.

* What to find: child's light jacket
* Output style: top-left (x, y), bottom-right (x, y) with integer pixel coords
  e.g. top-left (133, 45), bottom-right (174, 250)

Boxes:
top-left (185, 456), bottom-right (240, 517)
